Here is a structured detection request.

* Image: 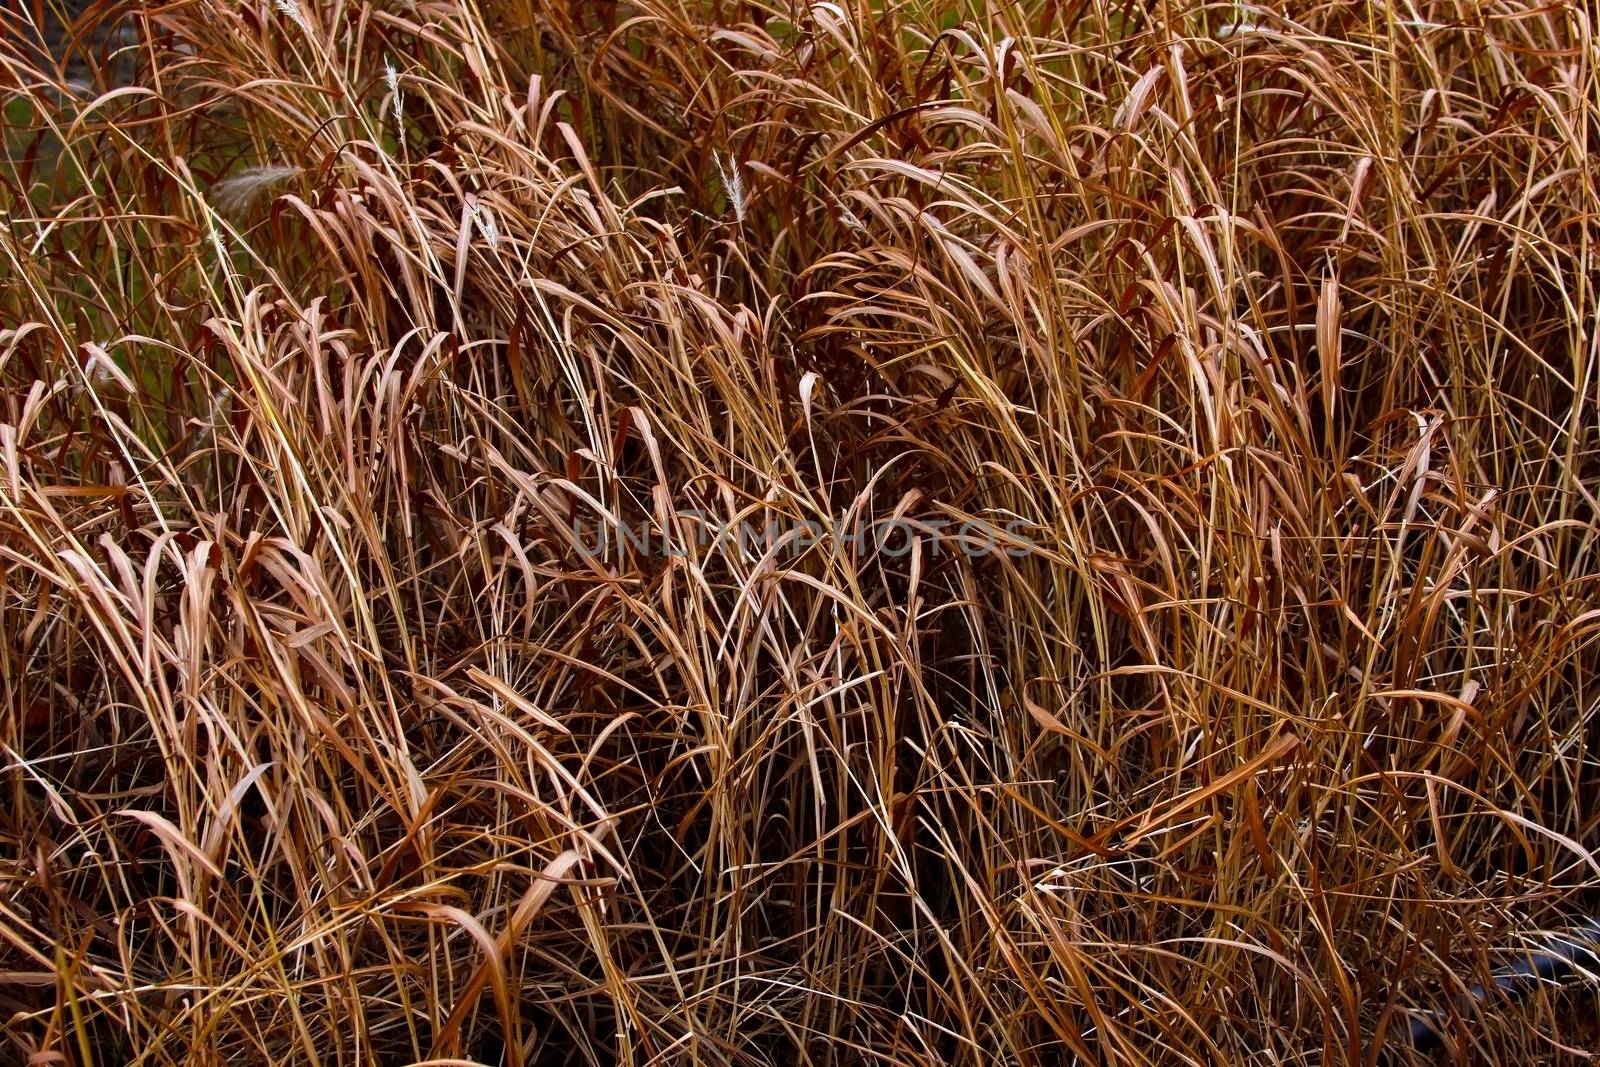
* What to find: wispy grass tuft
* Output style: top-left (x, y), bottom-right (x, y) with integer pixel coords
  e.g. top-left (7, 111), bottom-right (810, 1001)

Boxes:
top-left (210, 164), bottom-right (302, 216)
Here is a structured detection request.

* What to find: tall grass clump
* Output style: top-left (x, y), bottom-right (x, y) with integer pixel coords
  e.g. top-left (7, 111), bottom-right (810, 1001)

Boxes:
top-left (2, 0), bottom-right (1598, 1063)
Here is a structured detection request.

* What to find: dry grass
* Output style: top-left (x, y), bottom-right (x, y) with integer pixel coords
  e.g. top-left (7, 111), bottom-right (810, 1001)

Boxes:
top-left (2, 0), bottom-right (1599, 1063)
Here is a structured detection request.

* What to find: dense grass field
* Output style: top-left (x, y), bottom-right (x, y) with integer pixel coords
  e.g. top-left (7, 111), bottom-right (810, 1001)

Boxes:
top-left (3, 0), bottom-right (1599, 1063)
